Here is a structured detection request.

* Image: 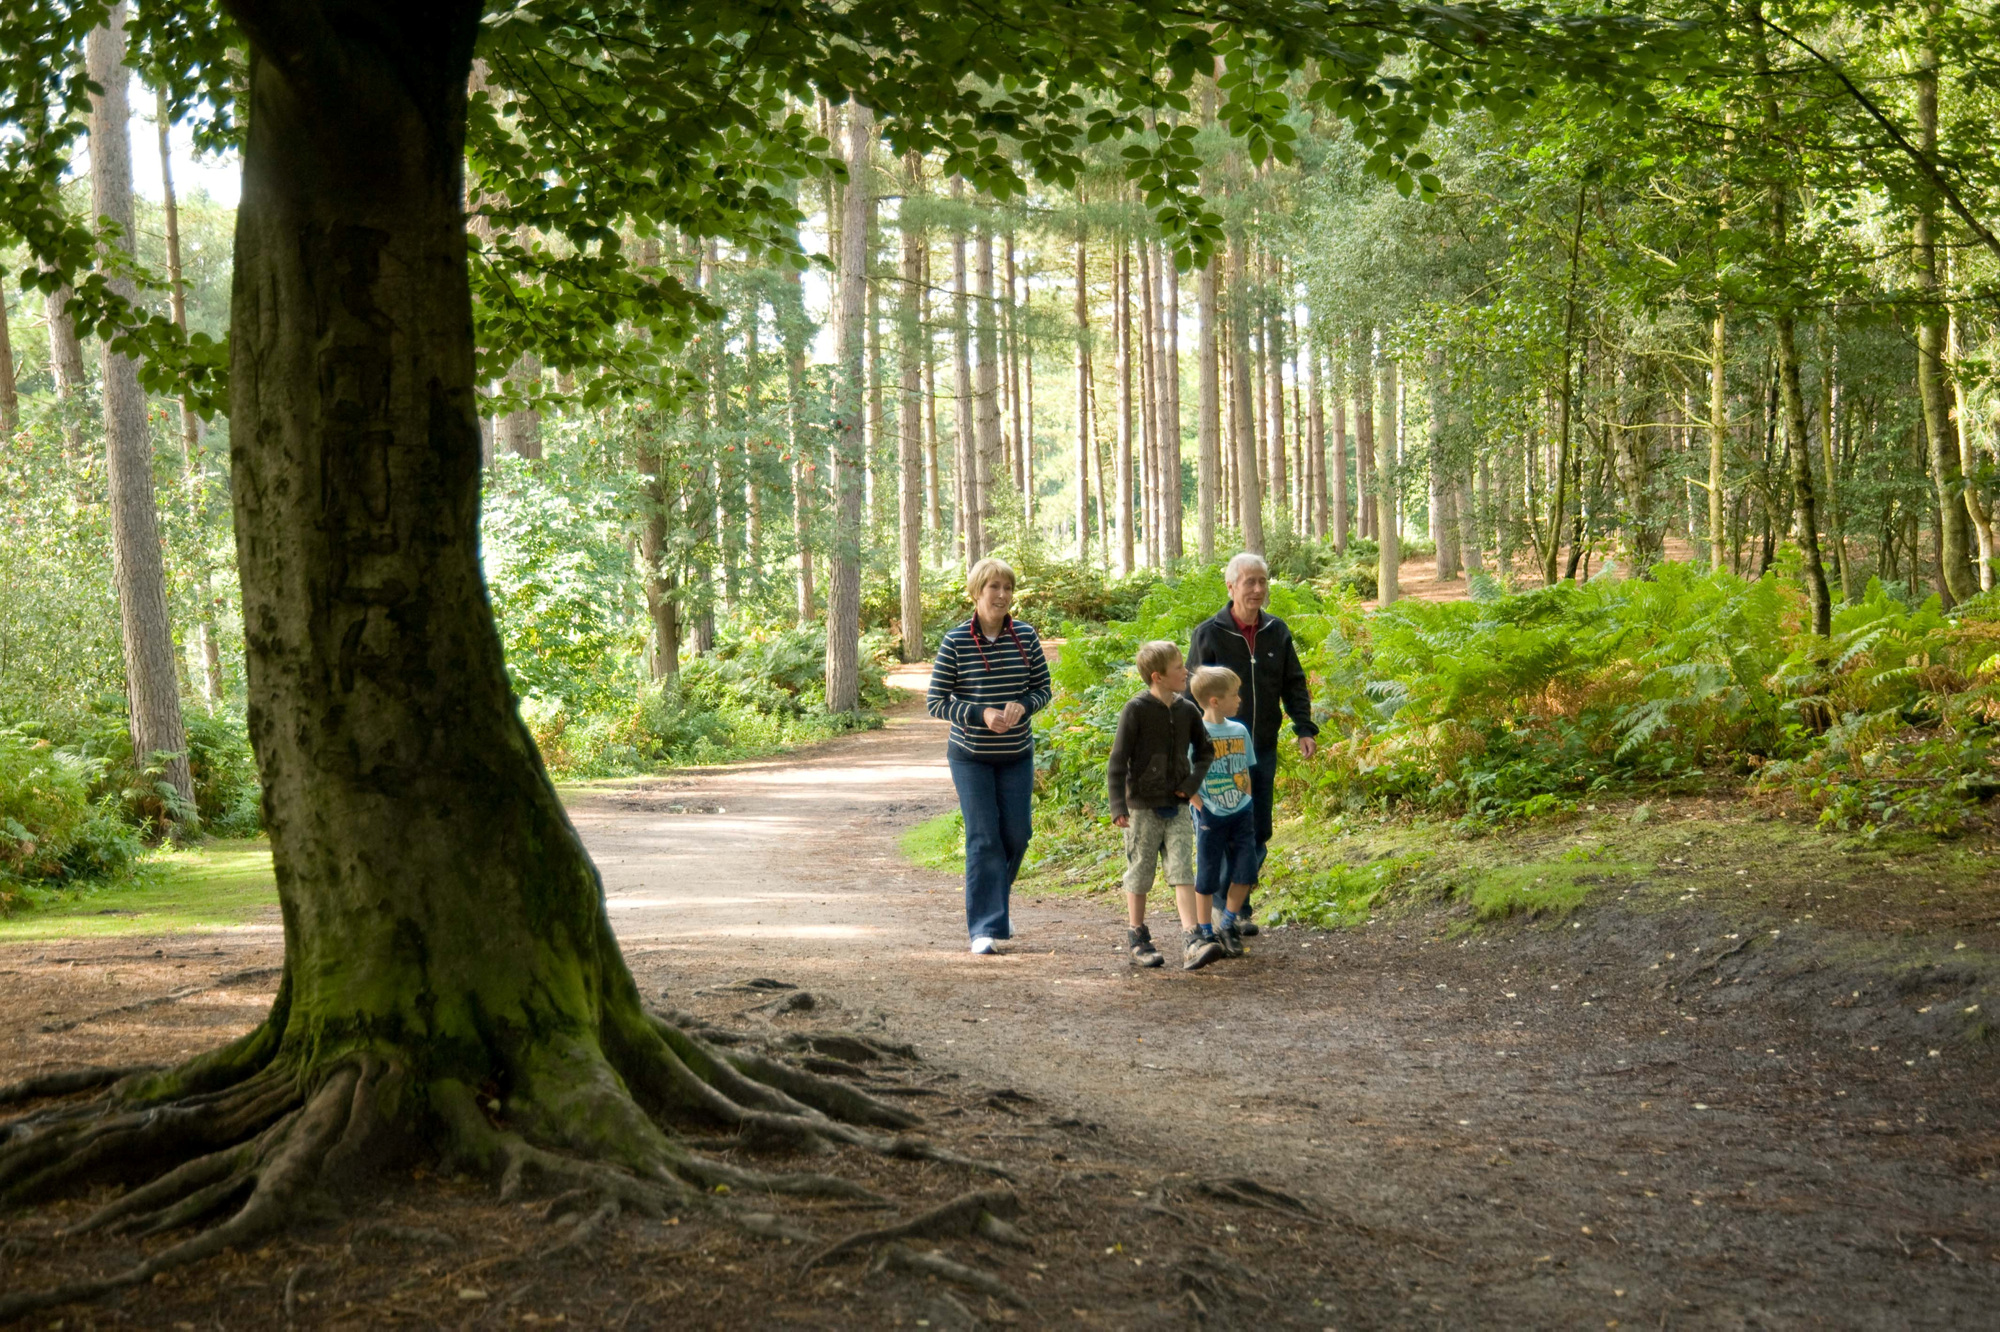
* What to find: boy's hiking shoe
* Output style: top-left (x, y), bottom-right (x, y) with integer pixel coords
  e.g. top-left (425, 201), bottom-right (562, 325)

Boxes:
top-left (1217, 920), bottom-right (1245, 958)
top-left (1182, 929), bottom-right (1224, 971)
top-left (1127, 925), bottom-right (1165, 968)
top-left (1238, 909), bottom-right (1259, 937)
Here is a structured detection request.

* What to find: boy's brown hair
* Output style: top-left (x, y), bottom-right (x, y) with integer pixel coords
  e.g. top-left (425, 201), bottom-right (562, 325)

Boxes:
top-left (1189, 665), bottom-right (1240, 705)
top-left (1134, 640), bottom-right (1181, 686)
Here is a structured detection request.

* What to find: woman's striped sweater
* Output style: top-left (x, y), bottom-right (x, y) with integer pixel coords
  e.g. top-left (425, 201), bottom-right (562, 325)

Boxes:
top-left (926, 617), bottom-right (1053, 762)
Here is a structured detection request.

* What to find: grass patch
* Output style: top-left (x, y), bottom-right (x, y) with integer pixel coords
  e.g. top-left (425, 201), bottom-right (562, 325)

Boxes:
top-left (901, 812), bottom-right (964, 872)
top-left (0, 838), bottom-right (277, 942)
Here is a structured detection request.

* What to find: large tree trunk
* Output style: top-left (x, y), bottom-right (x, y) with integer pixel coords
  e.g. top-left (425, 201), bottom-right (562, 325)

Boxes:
top-left (1377, 350), bottom-right (1400, 604)
top-left (1352, 332), bottom-right (1372, 543)
top-left (1196, 258), bottom-right (1219, 564)
top-left (897, 151), bottom-right (926, 662)
top-left (1163, 252), bottom-right (1183, 562)
top-left (825, 102), bottom-right (870, 712)
top-left (0, 272), bottom-right (18, 431)
top-left (951, 181), bottom-right (980, 565)
top-left (974, 225), bottom-right (1001, 545)
top-left (1114, 241), bottom-right (1135, 575)
top-left (1264, 250), bottom-right (1286, 526)
top-left (90, 7), bottom-right (195, 822)
top-left (0, 22), bottom-right (937, 1314)
top-left (1228, 233), bottom-right (1262, 554)
top-left (1074, 229), bottom-right (1092, 563)
top-left (784, 267), bottom-right (816, 624)
top-left (1308, 333), bottom-right (1326, 539)
top-left (1708, 308), bottom-right (1728, 573)
top-left (1330, 339), bottom-right (1349, 551)
top-left (158, 96), bottom-right (224, 708)
top-left (1137, 238), bottom-right (1159, 568)
top-left (1911, 17), bottom-right (1976, 605)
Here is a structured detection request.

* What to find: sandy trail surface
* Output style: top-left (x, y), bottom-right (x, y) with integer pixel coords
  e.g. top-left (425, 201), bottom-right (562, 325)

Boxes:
top-left (3, 682), bottom-right (1995, 1327)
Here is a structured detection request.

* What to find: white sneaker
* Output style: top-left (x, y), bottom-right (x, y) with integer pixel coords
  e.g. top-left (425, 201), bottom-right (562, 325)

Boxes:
top-left (970, 936), bottom-right (999, 955)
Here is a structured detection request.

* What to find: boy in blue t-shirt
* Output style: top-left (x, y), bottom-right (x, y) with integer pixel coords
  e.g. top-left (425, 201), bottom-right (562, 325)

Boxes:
top-left (1189, 666), bottom-right (1259, 958)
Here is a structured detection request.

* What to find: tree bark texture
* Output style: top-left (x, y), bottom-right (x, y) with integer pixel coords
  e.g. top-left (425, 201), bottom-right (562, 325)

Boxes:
top-left (0, 275), bottom-right (16, 430)
top-left (825, 102), bottom-right (871, 711)
top-left (1114, 242), bottom-right (1135, 576)
top-left (1074, 231), bottom-right (1092, 563)
top-left (897, 152), bottom-right (926, 662)
top-left (91, 6), bottom-right (195, 818)
top-left (1196, 258), bottom-right (1219, 564)
top-left (1912, 23), bottom-right (1976, 604)
top-left (974, 226), bottom-right (1001, 542)
top-left (1377, 349), bottom-right (1400, 604)
top-left (1228, 234), bottom-right (1262, 555)
top-left (951, 183), bottom-right (979, 565)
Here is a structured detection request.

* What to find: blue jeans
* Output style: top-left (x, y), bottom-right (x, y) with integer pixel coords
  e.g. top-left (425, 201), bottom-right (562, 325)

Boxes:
top-left (947, 752), bottom-right (1034, 941)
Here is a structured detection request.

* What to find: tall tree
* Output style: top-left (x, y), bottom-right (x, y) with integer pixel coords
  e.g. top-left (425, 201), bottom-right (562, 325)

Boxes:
top-left (0, 275), bottom-right (17, 431)
top-left (951, 178), bottom-right (980, 564)
top-left (825, 101), bottom-right (871, 712)
top-left (1228, 230), bottom-right (1263, 553)
top-left (897, 150), bottom-right (926, 662)
top-left (1114, 239), bottom-right (1136, 574)
top-left (1075, 226), bottom-right (1092, 562)
top-left (1377, 343), bottom-right (1400, 603)
top-left (1196, 256), bottom-right (1220, 562)
top-left (91, 7), bottom-right (195, 822)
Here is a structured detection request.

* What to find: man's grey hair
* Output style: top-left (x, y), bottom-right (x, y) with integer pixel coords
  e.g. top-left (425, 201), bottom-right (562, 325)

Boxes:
top-left (1223, 552), bottom-right (1269, 586)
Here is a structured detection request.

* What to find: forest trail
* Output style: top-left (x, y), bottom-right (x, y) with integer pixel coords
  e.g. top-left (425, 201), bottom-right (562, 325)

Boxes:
top-left (2, 688), bottom-right (1992, 1326)
top-left (566, 686), bottom-right (1997, 1328)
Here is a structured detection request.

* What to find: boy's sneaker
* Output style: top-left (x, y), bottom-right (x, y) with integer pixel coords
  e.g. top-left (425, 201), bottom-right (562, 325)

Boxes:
top-left (1238, 906), bottom-right (1260, 937)
top-left (1217, 920), bottom-right (1245, 958)
top-left (1127, 925), bottom-right (1165, 968)
top-left (1181, 929), bottom-right (1224, 971)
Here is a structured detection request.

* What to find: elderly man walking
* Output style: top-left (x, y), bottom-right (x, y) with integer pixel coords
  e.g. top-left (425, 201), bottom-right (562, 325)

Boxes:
top-left (1187, 552), bottom-right (1319, 933)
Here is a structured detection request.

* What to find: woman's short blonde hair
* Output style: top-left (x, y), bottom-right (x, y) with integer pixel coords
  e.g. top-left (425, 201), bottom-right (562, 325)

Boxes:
top-left (967, 558), bottom-right (1017, 602)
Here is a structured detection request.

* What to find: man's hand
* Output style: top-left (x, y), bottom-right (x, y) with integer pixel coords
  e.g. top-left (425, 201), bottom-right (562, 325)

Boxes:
top-left (1112, 814), bottom-right (1129, 828)
top-left (1298, 735), bottom-right (1318, 760)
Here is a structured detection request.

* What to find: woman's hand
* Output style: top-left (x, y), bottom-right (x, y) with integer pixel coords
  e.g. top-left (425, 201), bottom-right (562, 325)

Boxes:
top-left (983, 702), bottom-right (1025, 732)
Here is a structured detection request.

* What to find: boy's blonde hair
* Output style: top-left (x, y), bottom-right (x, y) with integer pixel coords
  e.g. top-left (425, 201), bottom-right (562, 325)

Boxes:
top-left (1135, 640), bottom-right (1182, 685)
top-left (1189, 665), bottom-right (1240, 705)
top-left (966, 557), bottom-right (1017, 601)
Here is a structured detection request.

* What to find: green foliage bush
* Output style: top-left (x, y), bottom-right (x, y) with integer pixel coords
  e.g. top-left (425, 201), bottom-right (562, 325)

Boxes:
top-left (1033, 558), bottom-right (2000, 839)
top-left (0, 729), bottom-right (140, 913)
top-left (860, 545), bottom-right (1161, 652)
top-left (524, 623), bottom-right (892, 776)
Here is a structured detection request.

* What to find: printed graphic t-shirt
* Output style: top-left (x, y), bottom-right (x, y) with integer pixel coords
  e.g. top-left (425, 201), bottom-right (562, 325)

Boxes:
top-left (1198, 718), bottom-right (1255, 818)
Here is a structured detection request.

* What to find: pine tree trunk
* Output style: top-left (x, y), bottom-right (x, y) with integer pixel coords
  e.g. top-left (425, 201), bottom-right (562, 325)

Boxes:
top-left (0, 273), bottom-right (16, 430)
top-left (1708, 308), bottom-right (1728, 573)
top-left (951, 181), bottom-right (980, 565)
top-left (974, 226), bottom-right (1001, 543)
top-left (1164, 254), bottom-right (1183, 562)
top-left (786, 272), bottom-right (815, 624)
top-left (43, 273), bottom-right (86, 456)
top-left (1196, 258), bottom-right (1219, 564)
top-left (1114, 242), bottom-right (1135, 575)
top-left (1911, 21), bottom-right (1975, 604)
top-left (1228, 234), bottom-right (1262, 554)
top-left (500, 355), bottom-right (543, 458)
top-left (1074, 229), bottom-right (1092, 563)
top-left (1377, 351), bottom-right (1400, 604)
top-left (1308, 336), bottom-right (1326, 539)
top-left (1007, 234), bottom-right (1024, 499)
top-left (897, 151), bottom-right (926, 662)
top-left (1819, 327), bottom-right (1855, 599)
top-left (91, 7), bottom-right (194, 821)
top-left (825, 102), bottom-right (870, 712)
top-left (1264, 250), bottom-right (1286, 524)
top-left (1331, 338), bottom-right (1349, 551)
top-left (1352, 333), bottom-right (1373, 543)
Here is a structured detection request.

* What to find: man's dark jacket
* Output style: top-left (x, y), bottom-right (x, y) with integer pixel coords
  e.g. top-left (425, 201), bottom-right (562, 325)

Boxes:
top-left (1187, 606), bottom-right (1320, 754)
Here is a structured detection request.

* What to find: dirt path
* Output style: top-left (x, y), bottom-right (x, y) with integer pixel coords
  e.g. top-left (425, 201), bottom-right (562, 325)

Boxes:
top-left (4, 689), bottom-right (1996, 1327)
top-left (566, 692), bottom-right (1998, 1329)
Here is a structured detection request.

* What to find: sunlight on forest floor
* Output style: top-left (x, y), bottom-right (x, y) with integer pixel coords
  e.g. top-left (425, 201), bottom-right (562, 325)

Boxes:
top-left (0, 840), bottom-right (277, 942)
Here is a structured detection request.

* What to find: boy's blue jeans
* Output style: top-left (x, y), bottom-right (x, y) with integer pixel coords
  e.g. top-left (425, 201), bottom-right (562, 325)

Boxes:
top-left (947, 752), bottom-right (1034, 941)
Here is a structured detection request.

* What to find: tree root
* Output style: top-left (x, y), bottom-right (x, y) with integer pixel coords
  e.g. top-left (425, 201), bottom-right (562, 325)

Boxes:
top-left (0, 1066), bottom-right (156, 1109)
top-left (803, 1186), bottom-right (1022, 1270)
top-left (1190, 1176), bottom-right (1324, 1221)
top-left (873, 1242), bottom-right (1029, 1309)
top-left (0, 986), bottom-right (1010, 1322)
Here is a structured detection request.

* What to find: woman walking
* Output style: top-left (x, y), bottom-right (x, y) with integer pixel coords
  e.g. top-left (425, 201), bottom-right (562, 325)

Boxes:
top-left (927, 558), bottom-right (1053, 954)
top-left (1188, 552), bottom-right (1319, 932)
